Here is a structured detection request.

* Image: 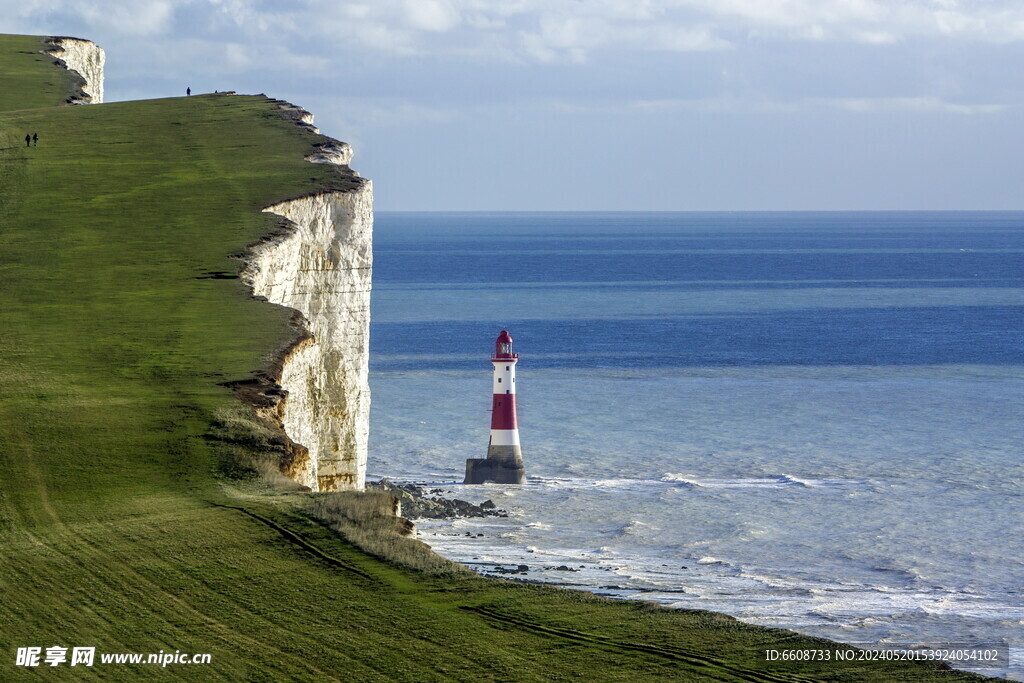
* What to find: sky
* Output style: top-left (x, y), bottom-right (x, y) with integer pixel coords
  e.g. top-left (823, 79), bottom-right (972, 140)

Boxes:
top-left (4, 0), bottom-right (1024, 210)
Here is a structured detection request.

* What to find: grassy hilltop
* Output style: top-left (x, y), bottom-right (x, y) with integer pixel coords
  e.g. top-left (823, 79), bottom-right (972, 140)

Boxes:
top-left (0, 34), bottom-right (992, 681)
top-left (0, 35), bottom-right (81, 111)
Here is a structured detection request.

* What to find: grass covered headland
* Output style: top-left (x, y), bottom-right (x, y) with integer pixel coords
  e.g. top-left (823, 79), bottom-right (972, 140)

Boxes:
top-left (0, 34), bottom-right (992, 681)
top-left (0, 35), bottom-right (81, 112)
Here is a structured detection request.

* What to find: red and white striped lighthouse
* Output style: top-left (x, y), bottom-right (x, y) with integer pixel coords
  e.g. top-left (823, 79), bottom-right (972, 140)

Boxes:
top-left (464, 330), bottom-right (527, 484)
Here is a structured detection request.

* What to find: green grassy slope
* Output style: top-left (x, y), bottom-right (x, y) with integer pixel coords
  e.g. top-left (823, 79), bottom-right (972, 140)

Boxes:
top-left (0, 34), bottom-right (79, 113)
top-left (0, 38), bottom-right (992, 681)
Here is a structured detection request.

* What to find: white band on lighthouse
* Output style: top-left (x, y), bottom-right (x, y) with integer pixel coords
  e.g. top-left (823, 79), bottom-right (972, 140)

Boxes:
top-left (490, 429), bottom-right (520, 446)
top-left (492, 360), bottom-right (517, 395)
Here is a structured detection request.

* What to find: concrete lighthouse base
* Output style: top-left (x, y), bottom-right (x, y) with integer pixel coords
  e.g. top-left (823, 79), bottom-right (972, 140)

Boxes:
top-left (464, 457), bottom-right (526, 485)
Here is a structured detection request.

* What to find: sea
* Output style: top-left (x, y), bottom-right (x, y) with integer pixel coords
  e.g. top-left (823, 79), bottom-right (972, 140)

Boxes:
top-left (365, 212), bottom-right (1023, 679)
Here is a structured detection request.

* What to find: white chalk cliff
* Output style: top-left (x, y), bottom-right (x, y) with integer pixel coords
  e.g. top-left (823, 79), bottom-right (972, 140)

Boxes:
top-left (34, 36), bottom-right (370, 491)
top-left (34, 37), bottom-right (370, 491)
top-left (45, 37), bottom-right (105, 104)
top-left (244, 114), bottom-right (372, 492)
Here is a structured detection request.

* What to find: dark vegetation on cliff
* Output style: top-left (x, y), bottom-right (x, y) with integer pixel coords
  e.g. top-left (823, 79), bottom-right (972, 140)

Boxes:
top-left (0, 34), bottom-right (992, 681)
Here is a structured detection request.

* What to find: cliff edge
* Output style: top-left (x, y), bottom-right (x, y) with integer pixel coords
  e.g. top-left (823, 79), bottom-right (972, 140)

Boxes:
top-left (44, 36), bottom-right (105, 104)
top-left (242, 105), bottom-right (372, 492)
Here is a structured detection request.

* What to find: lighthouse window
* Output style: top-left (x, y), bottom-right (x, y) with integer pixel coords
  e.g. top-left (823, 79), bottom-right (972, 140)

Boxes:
top-left (506, 390), bottom-right (510, 394)
top-left (497, 378), bottom-right (501, 383)
top-left (506, 365), bottom-right (510, 370)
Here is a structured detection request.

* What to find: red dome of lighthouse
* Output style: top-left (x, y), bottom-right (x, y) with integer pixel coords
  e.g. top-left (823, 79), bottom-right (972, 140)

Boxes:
top-left (493, 330), bottom-right (516, 360)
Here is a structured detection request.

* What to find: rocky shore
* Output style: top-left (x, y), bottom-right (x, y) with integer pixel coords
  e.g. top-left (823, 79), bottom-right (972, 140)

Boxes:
top-left (367, 479), bottom-right (509, 520)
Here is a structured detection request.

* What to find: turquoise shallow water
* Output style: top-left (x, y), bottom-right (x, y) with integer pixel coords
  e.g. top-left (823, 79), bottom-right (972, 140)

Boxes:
top-left (366, 212), bottom-right (1024, 678)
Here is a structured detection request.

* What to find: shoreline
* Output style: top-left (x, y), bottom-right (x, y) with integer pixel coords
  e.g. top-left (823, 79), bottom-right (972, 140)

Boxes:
top-left (389, 477), bottom-right (1014, 681)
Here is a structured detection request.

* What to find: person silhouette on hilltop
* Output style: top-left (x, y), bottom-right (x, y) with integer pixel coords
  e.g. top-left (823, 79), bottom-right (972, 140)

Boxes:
top-left (32, 133), bottom-right (38, 147)
top-left (186, 87), bottom-right (191, 96)
top-left (25, 134), bottom-right (30, 147)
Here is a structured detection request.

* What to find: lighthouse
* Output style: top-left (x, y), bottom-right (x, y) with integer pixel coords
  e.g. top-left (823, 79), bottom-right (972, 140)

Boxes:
top-left (464, 330), bottom-right (527, 485)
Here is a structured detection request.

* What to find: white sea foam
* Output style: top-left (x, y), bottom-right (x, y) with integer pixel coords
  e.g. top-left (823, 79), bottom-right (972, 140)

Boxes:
top-left (660, 473), bottom-right (866, 489)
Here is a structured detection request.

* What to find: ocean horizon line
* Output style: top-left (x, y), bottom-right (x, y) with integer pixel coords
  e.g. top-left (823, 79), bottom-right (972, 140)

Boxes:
top-left (374, 208), bottom-right (1024, 214)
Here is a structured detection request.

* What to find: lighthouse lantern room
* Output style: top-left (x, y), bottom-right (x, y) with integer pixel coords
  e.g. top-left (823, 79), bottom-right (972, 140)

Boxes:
top-left (464, 330), bottom-right (527, 485)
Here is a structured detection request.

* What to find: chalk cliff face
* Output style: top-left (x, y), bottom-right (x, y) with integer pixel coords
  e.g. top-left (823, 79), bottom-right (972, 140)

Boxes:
top-left (244, 126), bottom-right (372, 492)
top-left (45, 37), bottom-right (105, 104)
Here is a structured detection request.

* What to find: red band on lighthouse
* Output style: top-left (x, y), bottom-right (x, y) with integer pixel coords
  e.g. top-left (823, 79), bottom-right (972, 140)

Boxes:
top-left (491, 395), bottom-right (518, 430)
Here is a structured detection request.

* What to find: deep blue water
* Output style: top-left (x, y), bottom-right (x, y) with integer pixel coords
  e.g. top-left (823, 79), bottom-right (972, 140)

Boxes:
top-left (368, 212), bottom-right (1024, 678)
top-left (372, 212), bottom-right (1023, 370)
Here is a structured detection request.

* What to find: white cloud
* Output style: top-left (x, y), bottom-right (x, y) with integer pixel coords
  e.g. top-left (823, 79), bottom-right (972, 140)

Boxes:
top-left (516, 11), bottom-right (729, 62)
top-left (403, 0), bottom-right (461, 32)
top-left (546, 95), bottom-right (1007, 116)
top-left (2, 0), bottom-right (1019, 118)
top-left (288, 0), bottom-right (734, 61)
top-left (819, 96), bottom-right (1008, 114)
top-left (8, 0), bottom-right (1024, 65)
top-left (683, 0), bottom-right (1024, 43)
top-left (286, 1), bottom-right (1024, 58)
top-left (0, 0), bottom-right (179, 36)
